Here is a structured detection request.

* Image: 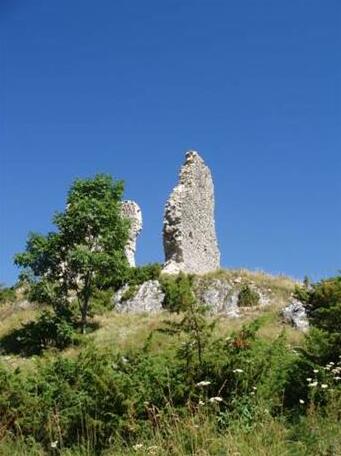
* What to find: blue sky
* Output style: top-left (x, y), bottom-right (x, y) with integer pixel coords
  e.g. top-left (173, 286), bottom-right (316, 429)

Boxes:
top-left (1, 0), bottom-right (340, 285)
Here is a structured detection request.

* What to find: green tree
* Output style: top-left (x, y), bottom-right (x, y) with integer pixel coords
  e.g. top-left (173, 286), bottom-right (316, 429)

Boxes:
top-left (304, 274), bottom-right (341, 363)
top-left (15, 174), bottom-right (129, 333)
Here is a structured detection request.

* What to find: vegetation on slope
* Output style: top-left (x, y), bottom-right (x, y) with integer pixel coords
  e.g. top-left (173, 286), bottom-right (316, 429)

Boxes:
top-left (0, 175), bottom-right (339, 455)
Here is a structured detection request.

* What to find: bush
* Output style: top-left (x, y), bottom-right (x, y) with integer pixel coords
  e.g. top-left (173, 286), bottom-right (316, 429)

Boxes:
top-left (126, 263), bottom-right (162, 286)
top-left (296, 274), bottom-right (341, 364)
top-left (0, 285), bottom-right (16, 305)
top-left (237, 285), bottom-right (260, 307)
top-left (0, 310), bottom-right (78, 356)
top-left (161, 273), bottom-right (195, 312)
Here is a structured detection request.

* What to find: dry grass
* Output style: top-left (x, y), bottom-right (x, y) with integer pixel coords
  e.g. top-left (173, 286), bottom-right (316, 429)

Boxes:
top-left (0, 267), bottom-right (303, 369)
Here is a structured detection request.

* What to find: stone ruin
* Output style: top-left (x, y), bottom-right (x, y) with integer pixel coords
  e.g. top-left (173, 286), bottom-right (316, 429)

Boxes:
top-left (121, 200), bottom-right (142, 267)
top-left (162, 151), bottom-right (220, 274)
top-left (113, 151), bottom-right (306, 330)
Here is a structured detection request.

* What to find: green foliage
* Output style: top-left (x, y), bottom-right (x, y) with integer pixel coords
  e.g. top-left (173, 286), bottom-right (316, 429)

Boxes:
top-left (120, 284), bottom-right (139, 302)
top-left (89, 288), bottom-right (114, 314)
top-left (296, 274), bottom-right (341, 364)
top-left (160, 273), bottom-right (195, 312)
top-left (126, 263), bottom-right (161, 286)
top-left (0, 310), bottom-right (78, 356)
top-left (0, 284), bottom-right (16, 304)
top-left (284, 274), bottom-right (341, 410)
top-left (14, 174), bottom-right (130, 333)
top-left (237, 285), bottom-right (260, 307)
top-left (0, 311), bottom-right (339, 454)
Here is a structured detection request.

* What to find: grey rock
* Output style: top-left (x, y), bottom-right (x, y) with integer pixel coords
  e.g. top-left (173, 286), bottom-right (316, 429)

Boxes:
top-left (282, 299), bottom-right (309, 332)
top-left (194, 279), bottom-right (240, 317)
top-left (121, 200), bottom-right (142, 267)
top-left (114, 280), bottom-right (164, 314)
top-left (162, 151), bottom-right (220, 274)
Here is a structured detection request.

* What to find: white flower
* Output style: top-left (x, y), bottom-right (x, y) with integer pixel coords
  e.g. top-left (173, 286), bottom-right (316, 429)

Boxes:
top-left (334, 376), bottom-right (341, 381)
top-left (233, 369), bottom-right (244, 373)
top-left (299, 399), bottom-right (305, 404)
top-left (321, 384), bottom-right (328, 389)
top-left (252, 386), bottom-right (257, 390)
top-left (306, 378), bottom-right (312, 382)
top-left (198, 400), bottom-right (205, 406)
top-left (313, 369), bottom-right (319, 373)
top-left (133, 443), bottom-right (144, 450)
top-left (196, 380), bottom-right (211, 387)
top-left (308, 381), bottom-right (318, 387)
top-left (209, 396), bottom-right (223, 403)
top-left (50, 441), bottom-right (58, 449)
top-left (250, 392), bottom-right (255, 396)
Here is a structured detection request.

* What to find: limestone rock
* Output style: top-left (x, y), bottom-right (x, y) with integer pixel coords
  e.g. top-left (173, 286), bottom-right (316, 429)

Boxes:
top-left (114, 280), bottom-right (164, 313)
top-left (195, 279), bottom-right (240, 318)
top-left (162, 151), bottom-right (220, 274)
top-left (121, 200), bottom-right (142, 267)
top-left (282, 299), bottom-right (309, 332)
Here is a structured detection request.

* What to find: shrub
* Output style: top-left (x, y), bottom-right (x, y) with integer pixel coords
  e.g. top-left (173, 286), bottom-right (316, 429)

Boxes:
top-left (0, 310), bottom-right (78, 356)
top-left (0, 284), bottom-right (16, 305)
top-left (127, 263), bottom-right (161, 286)
top-left (296, 274), bottom-right (341, 364)
top-left (237, 285), bottom-right (260, 307)
top-left (161, 273), bottom-right (195, 312)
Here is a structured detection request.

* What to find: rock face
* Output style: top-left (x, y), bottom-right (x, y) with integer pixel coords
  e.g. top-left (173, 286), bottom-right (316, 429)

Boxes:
top-left (282, 300), bottom-right (309, 332)
top-left (195, 279), bottom-right (240, 318)
top-left (121, 200), bottom-right (142, 267)
top-left (113, 280), bottom-right (164, 313)
top-left (162, 151), bottom-right (220, 274)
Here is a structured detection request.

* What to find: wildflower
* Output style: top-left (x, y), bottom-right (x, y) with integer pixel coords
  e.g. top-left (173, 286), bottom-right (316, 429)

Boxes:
top-left (334, 376), bottom-right (341, 381)
top-left (209, 396), bottom-right (223, 403)
top-left (250, 392), bottom-right (255, 396)
top-left (196, 380), bottom-right (211, 387)
top-left (198, 400), bottom-right (205, 406)
top-left (50, 441), bottom-right (58, 449)
top-left (306, 378), bottom-right (312, 382)
top-left (252, 386), bottom-right (257, 390)
top-left (313, 369), bottom-right (319, 373)
top-left (233, 369), bottom-right (244, 373)
top-left (308, 381), bottom-right (318, 387)
top-left (133, 443), bottom-right (144, 450)
top-left (299, 399), bottom-right (305, 404)
top-left (321, 384), bottom-right (328, 389)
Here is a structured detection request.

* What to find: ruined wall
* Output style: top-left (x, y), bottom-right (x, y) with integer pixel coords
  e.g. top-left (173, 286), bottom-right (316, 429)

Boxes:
top-left (162, 151), bottom-right (220, 274)
top-left (121, 200), bottom-right (142, 267)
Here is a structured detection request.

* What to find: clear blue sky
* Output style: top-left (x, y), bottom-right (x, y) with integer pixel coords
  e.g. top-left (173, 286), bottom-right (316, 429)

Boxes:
top-left (1, 0), bottom-right (340, 285)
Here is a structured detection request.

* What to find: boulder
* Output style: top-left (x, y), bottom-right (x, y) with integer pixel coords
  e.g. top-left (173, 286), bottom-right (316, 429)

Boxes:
top-left (282, 299), bottom-right (309, 332)
top-left (114, 280), bottom-right (164, 314)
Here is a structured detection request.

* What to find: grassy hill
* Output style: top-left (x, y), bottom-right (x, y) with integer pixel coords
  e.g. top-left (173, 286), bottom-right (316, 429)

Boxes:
top-left (0, 269), bottom-right (339, 455)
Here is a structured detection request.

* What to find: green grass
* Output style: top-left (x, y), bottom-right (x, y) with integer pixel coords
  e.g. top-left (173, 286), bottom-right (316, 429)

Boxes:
top-left (1, 269), bottom-right (338, 456)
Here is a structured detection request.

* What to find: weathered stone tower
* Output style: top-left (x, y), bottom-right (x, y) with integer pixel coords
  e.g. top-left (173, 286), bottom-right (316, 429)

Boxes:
top-left (121, 200), bottom-right (142, 267)
top-left (162, 151), bottom-right (220, 274)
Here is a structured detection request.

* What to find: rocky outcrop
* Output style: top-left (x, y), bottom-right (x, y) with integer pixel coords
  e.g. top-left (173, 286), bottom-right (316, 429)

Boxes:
top-left (282, 300), bottom-right (309, 332)
top-left (113, 271), bottom-right (292, 320)
top-left (121, 201), bottom-right (142, 267)
top-left (195, 279), bottom-right (240, 318)
top-left (113, 280), bottom-right (164, 314)
top-left (162, 151), bottom-right (220, 274)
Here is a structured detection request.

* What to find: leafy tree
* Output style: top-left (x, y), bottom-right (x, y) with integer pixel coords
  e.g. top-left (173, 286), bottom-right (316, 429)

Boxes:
top-left (299, 274), bottom-right (341, 363)
top-left (15, 174), bottom-right (130, 332)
